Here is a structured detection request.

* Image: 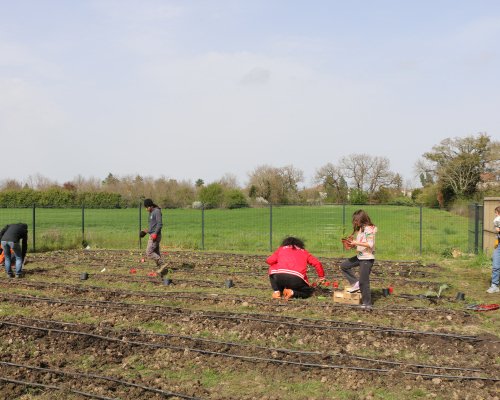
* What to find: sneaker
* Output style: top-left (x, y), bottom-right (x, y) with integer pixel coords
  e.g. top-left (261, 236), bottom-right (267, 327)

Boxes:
top-left (272, 291), bottom-right (281, 299)
top-left (156, 264), bottom-right (169, 277)
top-left (347, 281), bottom-right (360, 293)
top-left (15, 274), bottom-right (22, 279)
top-left (7, 274), bottom-right (14, 279)
top-left (360, 304), bottom-right (373, 311)
top-left (486, 284), bottom-right (499, 294)
top-left (283, 288), bottom-right (294, 300)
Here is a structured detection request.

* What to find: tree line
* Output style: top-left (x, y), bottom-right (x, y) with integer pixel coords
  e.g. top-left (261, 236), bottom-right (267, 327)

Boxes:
top-left (1, 133), bottom-right (498, 209)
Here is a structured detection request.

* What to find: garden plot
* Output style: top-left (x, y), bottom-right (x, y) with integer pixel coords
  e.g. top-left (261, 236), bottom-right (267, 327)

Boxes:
top-left (0, 250), bottom-right (498, 399)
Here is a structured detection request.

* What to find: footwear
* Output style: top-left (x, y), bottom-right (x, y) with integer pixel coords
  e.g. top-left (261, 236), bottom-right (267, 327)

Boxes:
top-left (15, 274), bottom-right (22, 279)
top-left (7, 274), bottom-right (14, 279)
top-left (283, 288), bottom-right (294, 300)
top-left (272, 291), bottom-right (281, 299)
top-left (156, 264), bottom-right (168, 277)
top-left (347, 281), bottom-right (360, 293)
top-left (360, 304), bottom-right (373, 311)
top-left (486, 284), bottom-right (499, 294)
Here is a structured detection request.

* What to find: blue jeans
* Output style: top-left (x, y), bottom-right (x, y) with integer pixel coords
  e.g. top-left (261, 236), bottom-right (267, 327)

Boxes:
top-left (1, 241), bottom-right (22, 276)
top-left (492, 245), bottom-right (500, 286)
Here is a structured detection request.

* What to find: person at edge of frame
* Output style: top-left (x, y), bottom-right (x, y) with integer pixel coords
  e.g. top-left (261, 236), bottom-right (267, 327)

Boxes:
top-left (0, 247), bottom-right (14, 267)
top-left (266, 236), bottom-right (325, 300)
top-left (141, 198), bottom-right (166, 276)
top-left (486, 205), bottom-right (500, 294)
top-left (340, 209), bottom-right (377, 311)
top-left (0, 223), bottom-right (28, 278)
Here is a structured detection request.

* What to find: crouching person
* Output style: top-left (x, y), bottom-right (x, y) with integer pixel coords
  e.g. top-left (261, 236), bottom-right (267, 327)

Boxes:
top-left (266, 237), bottom-right (325, 300)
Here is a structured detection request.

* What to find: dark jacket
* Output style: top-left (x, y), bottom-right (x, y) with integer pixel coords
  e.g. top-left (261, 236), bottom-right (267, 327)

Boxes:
top-left (0, 223), bottom-right (28, 260)
top-left (147, 207), bottom-right (163, 235)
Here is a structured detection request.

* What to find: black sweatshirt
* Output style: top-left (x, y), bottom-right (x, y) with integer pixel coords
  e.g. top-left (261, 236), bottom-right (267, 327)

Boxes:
top-left (0, 223), bottom-right (28, 260)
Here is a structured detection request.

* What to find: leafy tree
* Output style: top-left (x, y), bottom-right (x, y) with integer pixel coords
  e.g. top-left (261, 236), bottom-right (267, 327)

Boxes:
top-left (195, 179), bottom-right (204, 187)
top-left (248, 185), bottom-right (257, 199)
top-left (102, 173), bottom-right (119, 186)
top-left (419, 133), bottom-right (492, 201)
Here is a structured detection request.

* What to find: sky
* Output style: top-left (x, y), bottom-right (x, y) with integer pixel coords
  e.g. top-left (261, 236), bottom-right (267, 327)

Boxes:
top-left (1, 0), bottom-right (499, 188)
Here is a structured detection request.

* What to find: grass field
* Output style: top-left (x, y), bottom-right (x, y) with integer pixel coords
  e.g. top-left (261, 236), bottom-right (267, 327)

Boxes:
top-left (0, 205), bottom-right (472, 259)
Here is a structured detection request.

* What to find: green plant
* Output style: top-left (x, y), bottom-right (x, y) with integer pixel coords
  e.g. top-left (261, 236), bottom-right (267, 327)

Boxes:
top-left (425, 284), bottom-right (450, 298)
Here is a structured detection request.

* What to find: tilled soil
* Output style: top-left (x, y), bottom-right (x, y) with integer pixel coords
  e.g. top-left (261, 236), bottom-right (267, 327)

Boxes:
top-left (0, 250), bottom-right (498, 400)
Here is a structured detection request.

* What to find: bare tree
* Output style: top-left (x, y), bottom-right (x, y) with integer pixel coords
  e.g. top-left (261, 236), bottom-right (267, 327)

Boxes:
top-left (367, 156), bottom-right (396, 193)
top-left (340, 154), bottom-right (369, 191)
top-left (25, 174), bottom-right (58, 190)
top-left (0, 179), bottom-right (23, 190)
top-left (247, 165), bottom-right (304, 204)
top-left (72, 175), bottom-right (101, 192)
top-left (219, 173), bottom-right (239, 189)
top-left (314, 163), bottom-right (348, 202)
top-left (340, 154), bottom-right (395, 193)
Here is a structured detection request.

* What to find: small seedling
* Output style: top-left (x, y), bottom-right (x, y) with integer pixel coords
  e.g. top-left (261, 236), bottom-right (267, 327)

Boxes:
top-left (425, 284), bottom-right (450, 299)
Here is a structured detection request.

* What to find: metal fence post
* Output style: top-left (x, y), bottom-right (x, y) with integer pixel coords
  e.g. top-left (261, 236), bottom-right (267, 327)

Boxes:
top-left (342, 203), bottom-right (346, 229)
top-left (269, 203), bottom-right (273, 252)
top-left (32, 204), bottom-right (36, 253)
top-left (419, 206), bottom-right (423, 255)
top-left (81, 204), bottom-right (85, 245)
top-left (201, 205), bottom-right (205, 250)
top-left (474, 203), bottom-right (480, 254)
top-left (139, 201), bottom-right (142, 250)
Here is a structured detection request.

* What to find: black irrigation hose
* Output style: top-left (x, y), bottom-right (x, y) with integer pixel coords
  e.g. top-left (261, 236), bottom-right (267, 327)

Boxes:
top-left (12, 316), bottom-right (483, 374)
top-left (1, 321), bottom-right (497, 382)
top-left (0, 376), bottom-right (117, 400)
top-left (0, 361), bottom-right (202, 400)
top-left (2, 279), bottom-right (472, 317)
top-left (0, 293), bottom-right (481, 341)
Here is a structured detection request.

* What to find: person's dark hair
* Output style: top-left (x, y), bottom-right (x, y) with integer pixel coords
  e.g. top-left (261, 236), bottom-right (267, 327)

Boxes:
top-left (144, 198), bottom-right (156, 208)
top-left (281, 236), bottom-right (305, 249)
top-left (351, 209), bottom-right (374, 233)
top-left (495, 205), bottom-right (500, 214)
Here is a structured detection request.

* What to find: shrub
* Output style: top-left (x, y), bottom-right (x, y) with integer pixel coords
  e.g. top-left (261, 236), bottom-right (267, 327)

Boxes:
top-left (389, 196), bottom-right (415, 206)
top-left (0, 189), bottom-right (41, 207)
top-left (224, 189), bottom-right (249, 209)
top-left (77, 192), bottom-right (123, 208)
top-left (349, 189), bottom-right (368, 204)
top-left (198, 183), bottom-right (224, 209)
top-left (415, 184), bottom-right (440, 208)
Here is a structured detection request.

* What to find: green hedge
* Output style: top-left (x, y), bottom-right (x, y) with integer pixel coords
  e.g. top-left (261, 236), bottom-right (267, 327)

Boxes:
top-left (0, 189), bottom-right (124, 209)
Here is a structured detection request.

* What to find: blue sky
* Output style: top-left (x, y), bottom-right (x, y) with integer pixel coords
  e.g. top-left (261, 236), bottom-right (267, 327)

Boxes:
top-left (1, 0), bottom-right (499, 187)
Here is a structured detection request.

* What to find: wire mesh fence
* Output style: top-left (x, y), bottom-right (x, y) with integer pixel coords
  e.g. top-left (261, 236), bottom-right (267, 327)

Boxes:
top-left (0, 204), bottom-right (475, 258)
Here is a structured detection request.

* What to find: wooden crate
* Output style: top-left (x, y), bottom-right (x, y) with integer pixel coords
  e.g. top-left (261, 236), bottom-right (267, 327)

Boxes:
top-left (333, 289), bottom-right (362, 305)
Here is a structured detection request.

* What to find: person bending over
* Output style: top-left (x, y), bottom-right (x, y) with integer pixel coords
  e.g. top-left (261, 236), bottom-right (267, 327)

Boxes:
top-left (266, 236), bottom-right (325, 300)
top-left (0, 223), bottom-right (28, 278)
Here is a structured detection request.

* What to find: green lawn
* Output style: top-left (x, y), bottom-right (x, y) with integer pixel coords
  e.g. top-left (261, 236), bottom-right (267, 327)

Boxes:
top-left (0, 205), bottom-right (470, 258)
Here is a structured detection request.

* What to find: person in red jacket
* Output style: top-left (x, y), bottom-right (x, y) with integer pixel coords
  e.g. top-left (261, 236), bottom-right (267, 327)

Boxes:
top-left (266, 236), bottom-right (325, 300)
